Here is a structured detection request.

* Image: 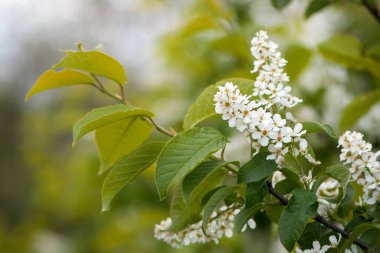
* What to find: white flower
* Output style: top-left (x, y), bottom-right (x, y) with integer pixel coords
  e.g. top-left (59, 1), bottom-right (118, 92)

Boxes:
top-left (296, 241), bottom-right (331, 253)
top-left (338, 131), bottom-right (380, 206)
top-left (155, 205), bottom-right (256, 248)
top-left (215, 31), bottom-right (319, 168)
top-left (252, 119), bottom-right (275, 146)
top-left (267, 144), bottom-right (288, 165)
top-left (292, 123), bottom-right (306, 138)
top-left (329, 234), bottom-right (342, 248)
top-left (345, 245), bottom-right (359, 253)
top-left (296, 234), bottom-right (342, 253)
top-left (269, 126), bottom-right (292, 148)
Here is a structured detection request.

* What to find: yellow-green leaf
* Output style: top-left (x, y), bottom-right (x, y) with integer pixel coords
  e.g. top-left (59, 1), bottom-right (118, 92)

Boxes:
top-left (95, 117), bottom-right (153, 174)
top-left (318, 34), bottom-right (364, 69)
top-left (72, 104), bottom-right (154, 146)
top-left (101, 141), bottom-right (165, 211)
top-left (53, 51), bottom-right (127, 85)
top-left (25, 69), bottom-right (94, 101)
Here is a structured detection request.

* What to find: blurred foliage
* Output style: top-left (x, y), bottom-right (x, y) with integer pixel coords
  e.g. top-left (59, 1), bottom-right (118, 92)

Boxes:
top-left (1, 0), bottom-right (380, 252)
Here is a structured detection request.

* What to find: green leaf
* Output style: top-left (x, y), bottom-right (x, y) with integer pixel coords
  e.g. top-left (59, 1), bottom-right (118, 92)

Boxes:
top-left (238, 152), bottom-right (278, 184)
top-left (271, 0), bottom-right (291, 10)
top-left (367, 43), bottom-right (380, 61)
top-left (305, 0), bottom-right (332, 19)
top-left (53, 50), bottom-right (127, 85)
top-left (182, 160), bottom-right (231, 205)
top-left (275, 179), bottom-right (301, 195)
top-left (340, 89), bottom-right (380, 131)
top-left (170, 163), bottom-right (229, 231)
top-left (364, 57), bottom-right (380, 79)
top-left (101, 141), bottom-right (165, 211)
top-left (183, 78), bottom-right (254, 129)
top-left (72, 104), bottom-right (154, 146)
top-left (234, 205), bottom-right (261, 233)
top-left (265, 205), bottom-right (285, 223)
top-left (95, 117), bottom-right (153, 173)
top-left (169, 185), bottom-right (202, 232)
top-left (25, 69), bottom-right (94, 101)
top-left (201, 186), bottom-right (225, 206)
top-left (342, 223), bottom-right (380, 250)
top-left (297, 223), bottom-right (322, 250)
top-left (284, 44), bottom-right (312, 80)
top-left (325, 165), bottom-right (350, 197)
top-left (202, 185), bottom-right (240, 232)
top-left (278, 188), bottom-right (318, 251)
top-left (319, 34), bottom-right (364, 69)
top-left (245, 181), bottom-right (267, 208)
top-left (302, 121), bottom-right (337, 139)
top-left (155, 127), bottom-right (226, 200)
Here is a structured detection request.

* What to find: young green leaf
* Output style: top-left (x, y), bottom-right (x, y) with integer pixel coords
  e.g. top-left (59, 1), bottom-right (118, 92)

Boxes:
top-left (318, 34), bottom-right (364, 69)
top-left (238, 152), bottom-right (278, 184)
top-left (271, 0), bottom-right (291, 10)
top-left (284, 44), bottom-right (312, 80)
top-left (278, 188), bottom-right (318, 251)
top-left (234, 205), bottom-right (261, 234)
top-left (72, 104), bottom-right (154, 146)
top-left (305, 0), bottom-right (332, 19)
top-left (101, 141), bottom-right (165, 212)
top-left (340, 89), bottom-right (380, 131)
top-left (155, 127), bottom-right (226, 200)
top-left (183, 78), bottom-right (254, 129)
top-left (182, 160), bottom-right (232, 205)
top-left (202, 185), bottom-right (240, 232)
top-left (53, 51), bottom-right (127, 85)
top-left (25, 69), bottom-right (94, 101)
top-left (95, 117), bottom-right (153, 173)
top-left (302, 121), bottom-right (337, 139)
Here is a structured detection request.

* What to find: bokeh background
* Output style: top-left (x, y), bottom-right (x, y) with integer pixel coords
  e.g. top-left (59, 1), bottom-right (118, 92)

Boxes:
top-left (1, 0), bottom-right (379, 252)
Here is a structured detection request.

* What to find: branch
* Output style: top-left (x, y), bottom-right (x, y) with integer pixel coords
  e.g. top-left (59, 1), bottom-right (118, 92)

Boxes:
top-left (265, 181), bottom-right (370, 251)
top-left (362, 0), bottom-right (380, 23)
top-left (90, 74), bottom-right (177, 138)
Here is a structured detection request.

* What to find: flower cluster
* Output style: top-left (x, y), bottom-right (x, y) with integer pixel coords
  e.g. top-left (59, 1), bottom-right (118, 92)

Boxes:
top-left (251, 30), bottom-right (302, 109)
top-left (154, 205), bottom-right (256, 248)
top-left (295, 234), bottom-right (341, 253)
top-left (338, 131), bottom-right (380, 205)
top-left (214, 31), bottom-right (320, 167)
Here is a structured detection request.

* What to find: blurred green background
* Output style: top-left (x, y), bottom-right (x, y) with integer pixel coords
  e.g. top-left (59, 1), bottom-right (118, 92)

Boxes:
top-left (1, 0), bottom-right (380, 252)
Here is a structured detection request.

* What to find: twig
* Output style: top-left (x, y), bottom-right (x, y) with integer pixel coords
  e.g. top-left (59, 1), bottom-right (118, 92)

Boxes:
top-left (90, 74), bottom-right (176, 138)
top-left (144, 116), bottom-right (176, 137)
top-left (265, 181), bottom-right (370, 251)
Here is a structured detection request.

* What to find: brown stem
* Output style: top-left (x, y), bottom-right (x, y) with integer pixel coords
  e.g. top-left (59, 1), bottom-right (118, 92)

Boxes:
top-left (265, 181), bottom-right (370, 251)
top-left (90, 74), bottom-right (176, 138)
